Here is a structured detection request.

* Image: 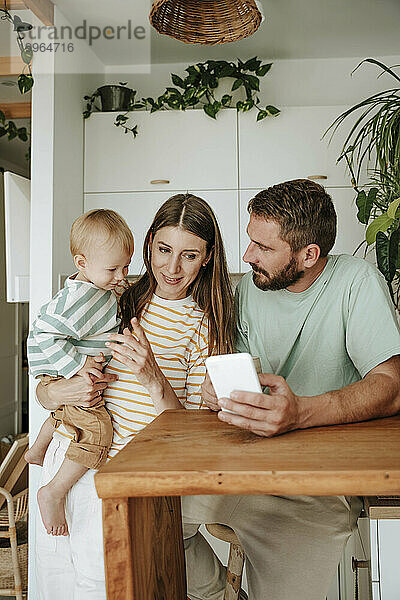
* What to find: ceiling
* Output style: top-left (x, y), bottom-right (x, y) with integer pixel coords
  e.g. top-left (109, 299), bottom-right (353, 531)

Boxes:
top-left (49, 0), bottom-right (400, 65)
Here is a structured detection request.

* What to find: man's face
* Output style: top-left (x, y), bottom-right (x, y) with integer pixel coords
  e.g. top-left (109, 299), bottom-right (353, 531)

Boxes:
top-left (243, 215), bottom-right (304, 291)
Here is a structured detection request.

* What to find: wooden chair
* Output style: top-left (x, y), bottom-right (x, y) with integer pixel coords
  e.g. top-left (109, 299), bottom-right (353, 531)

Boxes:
top-left (0, 437), bottom-right (29, 512)
top-left (205, 523), bottom-right (246, 600)
top-left (0, 435), bottom-right (29, 600)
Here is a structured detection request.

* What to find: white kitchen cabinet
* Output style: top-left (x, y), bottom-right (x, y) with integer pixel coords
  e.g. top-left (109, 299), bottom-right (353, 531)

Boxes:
top-left (239, 187), bottom-right (366, 273)
top-left (377, 519), bottom-right (400, 600)
top-left (84, 109), bottom-right (238, 193)
top-left (338, 510), bottom-right (400, 600)
top-left (84, 189), bottom-right (240, 273)
top-left (238, 106), bottom-right (369, 190)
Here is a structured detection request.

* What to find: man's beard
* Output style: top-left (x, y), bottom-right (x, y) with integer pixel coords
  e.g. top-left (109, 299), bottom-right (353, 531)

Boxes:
top-left (250, 255), bottom-right (304, 291)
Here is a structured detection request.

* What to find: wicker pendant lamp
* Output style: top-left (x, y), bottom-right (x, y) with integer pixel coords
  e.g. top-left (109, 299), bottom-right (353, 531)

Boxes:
top-left (149, 0), bottom-right (264, 45)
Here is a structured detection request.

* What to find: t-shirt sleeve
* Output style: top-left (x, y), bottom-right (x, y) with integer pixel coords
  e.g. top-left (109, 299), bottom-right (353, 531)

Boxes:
top-left (28, 295), bottom-right (86, 379)
top-left (234, 286), bottom-right (251, 354)
top-left (184, 319), bottom-right (209, 410)
top-left (346, 270), bottom-right (400, 377)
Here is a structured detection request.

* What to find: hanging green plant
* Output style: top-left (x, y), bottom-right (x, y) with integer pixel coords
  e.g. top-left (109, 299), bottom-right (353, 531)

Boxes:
top-left (83, 58), bottom-right (280, 141)
top-left (0, 110), bottom-right (30, 163)
top-left (0, 8), bottom-right (34, 94)
top-left (83, 82), bottom-right (142, 137)
top-left (326, 59), bottom-right (400, 307)
top-left (143, 57), bottom-right (279, 120)
top-left (0, 110), bottom-right (29, 142)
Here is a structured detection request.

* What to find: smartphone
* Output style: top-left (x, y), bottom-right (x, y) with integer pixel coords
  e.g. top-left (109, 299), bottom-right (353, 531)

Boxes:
top-left (205, 352), bottom-right (262, 413)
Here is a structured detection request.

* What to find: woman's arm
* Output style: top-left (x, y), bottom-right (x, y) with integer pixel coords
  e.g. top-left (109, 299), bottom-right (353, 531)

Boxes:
top-left (106, 318), bottom-right (183, 413)
top-left (36, 370), bottom-right (118, 411)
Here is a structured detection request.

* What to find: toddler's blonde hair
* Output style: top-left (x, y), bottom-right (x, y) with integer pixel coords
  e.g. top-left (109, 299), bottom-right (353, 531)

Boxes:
top-left (70, 209), bottom-right (134, 257)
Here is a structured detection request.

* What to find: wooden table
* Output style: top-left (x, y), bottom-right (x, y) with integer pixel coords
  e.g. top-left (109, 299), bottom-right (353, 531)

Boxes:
top-left (94, 411), bottom-right (400, 600)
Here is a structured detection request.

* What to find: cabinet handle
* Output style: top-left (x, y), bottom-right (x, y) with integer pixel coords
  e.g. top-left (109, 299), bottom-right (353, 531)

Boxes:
top-left (352, 557), bottom-right (370, 600)
top-left (307, 175), bottom-right (328, 181)
top-left (150, 179), bottom-right (170, 184)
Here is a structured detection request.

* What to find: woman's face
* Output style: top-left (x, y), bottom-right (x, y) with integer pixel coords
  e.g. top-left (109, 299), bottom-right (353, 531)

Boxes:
top-left (150, 226), bottom-right (210, 300)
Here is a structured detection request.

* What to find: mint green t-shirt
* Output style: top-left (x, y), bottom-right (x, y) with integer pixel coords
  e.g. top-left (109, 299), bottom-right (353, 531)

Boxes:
top-left (235, 255), bottom-right (400, 397)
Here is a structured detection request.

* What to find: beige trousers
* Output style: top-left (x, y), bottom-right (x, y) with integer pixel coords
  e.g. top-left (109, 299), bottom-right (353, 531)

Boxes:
top-left (182, 494), bottom-right (362, 600)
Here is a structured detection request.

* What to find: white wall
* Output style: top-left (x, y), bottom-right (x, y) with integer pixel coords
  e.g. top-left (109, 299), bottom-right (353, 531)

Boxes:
top-left (28, 8), bottom-right (105, 598)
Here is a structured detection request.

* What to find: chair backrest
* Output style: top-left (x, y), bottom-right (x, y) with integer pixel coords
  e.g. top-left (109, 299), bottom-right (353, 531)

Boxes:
top-left (0, 435), bottom-right (29, 510)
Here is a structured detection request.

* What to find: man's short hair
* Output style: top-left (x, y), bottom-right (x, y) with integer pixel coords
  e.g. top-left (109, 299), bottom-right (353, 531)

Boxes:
top-left (248, 179), bottom-right (337, 257)
top-left (70, 209), bottom-right (134, 257)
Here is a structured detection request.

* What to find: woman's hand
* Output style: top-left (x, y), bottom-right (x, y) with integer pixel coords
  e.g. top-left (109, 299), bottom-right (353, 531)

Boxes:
top-left (106, 318), bottom-right (182, 412)
top-left (201, 373), bottom-right (220, 411)
top-left (106, 318), bottom-right (163, 394)
top-left (36, 370), bottom-right (118, 411)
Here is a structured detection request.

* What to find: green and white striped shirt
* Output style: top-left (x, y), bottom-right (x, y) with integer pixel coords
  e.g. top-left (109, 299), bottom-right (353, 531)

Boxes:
top-left (27, 275), bottom-right (120, 379)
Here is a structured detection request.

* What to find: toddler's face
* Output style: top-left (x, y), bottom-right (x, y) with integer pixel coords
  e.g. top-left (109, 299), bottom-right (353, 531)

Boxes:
top-left (79, 243), bottom-right (132, 290)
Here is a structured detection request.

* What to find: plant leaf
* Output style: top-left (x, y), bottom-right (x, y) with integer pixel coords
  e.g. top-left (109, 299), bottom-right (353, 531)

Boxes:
top-left (245, 75), bottom-right (260, 91)
top-left (8, 128), bottom-right (17, 141)
top-left (376, 231), bottom-right (391, 281)
top-left (243, 57), bottom-right (261, 72)
top-left (366, 214), bottom-right (394, 245)
top-left (256, 63), bottom-right (272, 77)
top-left (389, 228), bottom-right (400, 281)
top-left (171, 74), bottom-right (185, 89)
top-left (203, 103), bottom-right (217, 119)
top-left (18, 73), bottom-right (34, 94)
top-left (356, 189), bottom-right (375, 224)
top-left (221, 94), bottom-right (232, 106)
top-left (21, 46), bottom-right (33, 64)
top-left (0, 111), bottom-right (5, 124)
top-left (231, 79), bottom-right (243, 91)
top-left (387, 197), bottom-right (400, 219)
top-left (265, 105), bottom-right (280, 116)
top-left (257, 110), bottom-right (268, 121)
top-left (17, 127), bottom-right (28, 142)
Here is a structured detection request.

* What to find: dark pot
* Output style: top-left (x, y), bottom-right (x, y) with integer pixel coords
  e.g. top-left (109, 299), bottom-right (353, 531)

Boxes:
top-left (97, 85), bottom-right (135, 112)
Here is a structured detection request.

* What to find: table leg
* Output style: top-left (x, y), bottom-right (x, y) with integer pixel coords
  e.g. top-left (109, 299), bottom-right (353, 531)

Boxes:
top-left (102, 496), bottom-right (187, 600)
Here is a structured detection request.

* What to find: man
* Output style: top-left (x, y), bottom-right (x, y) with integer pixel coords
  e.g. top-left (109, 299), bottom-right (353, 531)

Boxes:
top-left (183, 179), bottom-right (400, 600)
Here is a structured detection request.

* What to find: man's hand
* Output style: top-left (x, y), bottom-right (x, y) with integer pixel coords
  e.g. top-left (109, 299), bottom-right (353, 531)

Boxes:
top-left (217, 373), bottom-right (301, 437)
top-left (201, 373), bottom-right (219, 411)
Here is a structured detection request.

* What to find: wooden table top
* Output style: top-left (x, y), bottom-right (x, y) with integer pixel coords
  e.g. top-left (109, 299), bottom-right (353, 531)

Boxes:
top-left (95, 411), bottom-right (400, 499)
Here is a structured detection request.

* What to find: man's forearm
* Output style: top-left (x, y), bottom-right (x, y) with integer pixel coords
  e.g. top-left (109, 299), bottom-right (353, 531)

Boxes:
top-left (298, 359), bottom-right (400, 429)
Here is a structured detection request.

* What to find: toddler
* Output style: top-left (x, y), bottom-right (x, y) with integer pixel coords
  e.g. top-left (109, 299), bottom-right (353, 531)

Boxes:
top-left (26, 209), bottom-right (134, 536)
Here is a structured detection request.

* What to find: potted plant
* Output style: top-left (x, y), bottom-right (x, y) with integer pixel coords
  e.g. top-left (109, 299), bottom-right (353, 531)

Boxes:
top-left (83, 82), bottom-right (142, 137)
top-left (83, 82), bottom-right (139, 115)
top-left (327, 59), bottom-right (400, 308)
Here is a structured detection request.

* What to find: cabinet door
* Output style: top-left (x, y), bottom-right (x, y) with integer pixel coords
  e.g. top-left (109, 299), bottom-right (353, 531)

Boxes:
top-left (84, 189), bottom-right (239, 273)
top-left (378, 519), bottom-right (400, 600)
top-left (239, 187), bottom-right (365, 273)
top-left (84, 109), bottom-right (238, 193)
top-left (239, 106), bottom-right (368, 189)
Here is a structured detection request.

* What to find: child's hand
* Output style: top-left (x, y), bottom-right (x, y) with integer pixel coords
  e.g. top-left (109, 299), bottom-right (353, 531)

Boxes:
top-left (77, 354), bottom-right (106, 382)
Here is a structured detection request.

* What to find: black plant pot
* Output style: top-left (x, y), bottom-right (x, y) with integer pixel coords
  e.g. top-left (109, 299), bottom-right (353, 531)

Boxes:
top-left (97, 85), bottom-right (135, 112)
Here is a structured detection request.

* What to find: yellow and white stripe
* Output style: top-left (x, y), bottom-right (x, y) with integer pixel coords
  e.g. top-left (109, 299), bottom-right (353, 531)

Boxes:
top-left (104, 294), bottom-right (209, 457)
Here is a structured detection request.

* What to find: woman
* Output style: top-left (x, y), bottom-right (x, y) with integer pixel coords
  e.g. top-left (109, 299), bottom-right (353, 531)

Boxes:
top-left (35, 193), bottom-right (235, 599)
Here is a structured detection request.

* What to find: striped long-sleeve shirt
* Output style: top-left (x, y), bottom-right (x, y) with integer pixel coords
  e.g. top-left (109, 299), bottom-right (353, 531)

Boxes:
top-left (27, 276), bottom-right (121, 379)
top-left (104, 294), bottom-right (209, 457)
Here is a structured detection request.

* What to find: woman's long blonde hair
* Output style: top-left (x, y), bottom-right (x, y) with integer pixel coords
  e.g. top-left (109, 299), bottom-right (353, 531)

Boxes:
top-left (119, 194), bottom-right (235, 354)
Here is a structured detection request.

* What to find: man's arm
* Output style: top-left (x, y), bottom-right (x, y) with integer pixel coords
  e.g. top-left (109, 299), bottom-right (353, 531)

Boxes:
top-left (213, 355), bottom-right (400, 437)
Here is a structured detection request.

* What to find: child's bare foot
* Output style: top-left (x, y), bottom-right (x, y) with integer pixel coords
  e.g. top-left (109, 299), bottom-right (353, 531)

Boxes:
top-left (37, 485), bottom-right (69, 536)
top-left (25, 447), bottom-right (45, 466)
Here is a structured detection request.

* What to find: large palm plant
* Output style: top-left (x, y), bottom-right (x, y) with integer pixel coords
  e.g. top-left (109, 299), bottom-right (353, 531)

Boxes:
top-left (327, 59), bottom-right (400, 307)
